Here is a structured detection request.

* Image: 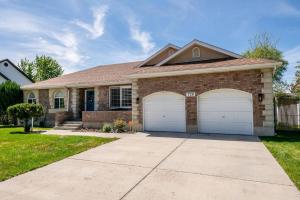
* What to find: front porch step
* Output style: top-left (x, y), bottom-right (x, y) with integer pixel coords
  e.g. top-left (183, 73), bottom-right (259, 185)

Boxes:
top-left (54, 121), bottom-right (83, 130)
top-left (64, 121), bottom-right (83, 124)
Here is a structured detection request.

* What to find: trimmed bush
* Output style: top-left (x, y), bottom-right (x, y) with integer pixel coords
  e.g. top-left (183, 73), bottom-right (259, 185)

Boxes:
top-left (102, 123), bottom-right (113, 133)
top-left (113, 118), bottom-right (127, 133)
top-left (7, 103), bottom-right (44, 132)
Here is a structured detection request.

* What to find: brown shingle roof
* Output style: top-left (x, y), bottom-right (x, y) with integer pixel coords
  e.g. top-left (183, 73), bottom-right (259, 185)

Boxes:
top-left (22, 61), bottom-right (142, 89)
top-left (131, 58), bottom-right (278, 76)
top-left (22, 58), bottom-right (278, 89)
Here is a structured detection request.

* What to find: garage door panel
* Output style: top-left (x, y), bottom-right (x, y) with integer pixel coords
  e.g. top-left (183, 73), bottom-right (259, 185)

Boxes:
top-left (200, 90), bottom-right (250, 99)
top-left (198, 111), bottom-right (253, 122)
top-left (199, 101), bottom-right (252, 112)
top-left (199, 121), bottom-right (252, 135)
top-left (144, 92), bottom-right (186, 132)
top-left (198, 89), bottom-right (253, 135)
top-left (144, 114), bottom-right (185, 122)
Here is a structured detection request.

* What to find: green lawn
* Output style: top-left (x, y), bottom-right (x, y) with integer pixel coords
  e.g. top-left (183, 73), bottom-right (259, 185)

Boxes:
top-left (0, 126), bottom-right (117, 181)
top-left (260, 132), bottom-right (300, 190)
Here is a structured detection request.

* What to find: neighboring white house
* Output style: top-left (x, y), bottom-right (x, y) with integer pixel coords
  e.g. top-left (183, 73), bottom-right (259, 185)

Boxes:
top-left (0, 59), bottom-right (33, 86)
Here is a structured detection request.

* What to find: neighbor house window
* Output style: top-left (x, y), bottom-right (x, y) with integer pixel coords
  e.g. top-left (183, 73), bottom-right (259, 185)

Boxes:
top-left (27, 92), bottom-right (36, 104)
top-left (54, 91), bottom-right (65, 109)
top-left (192, 47), bottom-right (200, 58)
top-left (110, 86), bottom-right (132, 109)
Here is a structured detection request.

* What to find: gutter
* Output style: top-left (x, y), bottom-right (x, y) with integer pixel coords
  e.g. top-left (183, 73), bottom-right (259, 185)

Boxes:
top-left (128, 62), bottom-right (281, 79)
top-left (21, 80), bottom-right (132, 90)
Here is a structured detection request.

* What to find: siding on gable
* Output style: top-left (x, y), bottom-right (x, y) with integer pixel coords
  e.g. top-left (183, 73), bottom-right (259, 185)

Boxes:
top-left (145, 47), bottom-right (178, 66)
top-left (0, 61), bottom-right (32, 86)
top-left (0, 75), bottom-right (7, 84)
top-left (165, 44), bottom-right (230, 65)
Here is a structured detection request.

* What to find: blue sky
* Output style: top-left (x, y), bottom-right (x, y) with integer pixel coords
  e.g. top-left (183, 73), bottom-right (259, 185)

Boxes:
top-left (0, 0), bottom-right (299, 83)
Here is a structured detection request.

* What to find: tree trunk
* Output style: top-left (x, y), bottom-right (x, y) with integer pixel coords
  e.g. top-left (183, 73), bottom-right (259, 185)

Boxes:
top-left (24, 119), bottom-right (31, 133)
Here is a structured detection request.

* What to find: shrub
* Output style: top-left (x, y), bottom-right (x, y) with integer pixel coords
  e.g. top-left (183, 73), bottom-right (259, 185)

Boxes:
top-left (0, 81), bottom-right (23, 125)
top-left (102, 123), bottom-right (113, 133)
top-left (7, 103), bottom-right (44, 132)
top-left (113, 118), bottom-right (127, 133)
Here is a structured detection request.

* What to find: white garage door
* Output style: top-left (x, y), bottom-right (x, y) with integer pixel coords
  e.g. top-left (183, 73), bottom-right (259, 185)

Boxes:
top-left (198, 89), bottom-right (253, 135)
top-left (144, 92), bottom-right (186, 132)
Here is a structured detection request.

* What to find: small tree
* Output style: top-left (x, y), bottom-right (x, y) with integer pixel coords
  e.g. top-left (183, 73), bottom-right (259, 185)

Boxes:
top-left (243, 33), bottom-right (288, 82)
top-left (35, 55), bottom-right (63, 81)
top-left (17, 58), bottom-right (35, 81)
top-left (7, 103), bottom-right (44, 132)
top-left (0, 81), bottom-right (23, 124)
top-left (18, 55), bottom-right (64, 82)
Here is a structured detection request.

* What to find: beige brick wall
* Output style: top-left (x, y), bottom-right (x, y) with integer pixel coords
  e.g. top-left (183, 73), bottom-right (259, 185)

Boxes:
top-left (23, 89), bottom-right (39, 103)
top-left (254, 68), bottom-right (274, 135)
top-left (48, 88), bottom-right (69, 113)
top-left (70, 88), bottom-right (80, 119)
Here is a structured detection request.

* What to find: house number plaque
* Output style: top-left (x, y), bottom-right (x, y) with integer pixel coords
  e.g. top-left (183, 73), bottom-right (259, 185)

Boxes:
top-left (186, 91), bottom-right (196, 97)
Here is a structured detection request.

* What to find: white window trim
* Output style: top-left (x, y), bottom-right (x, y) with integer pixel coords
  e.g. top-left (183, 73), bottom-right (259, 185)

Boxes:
top-left (109, 85), bottom-right (132, 109)
top-left (54, 91), bottom-right (65, 109)
top-left (192, 47), bottom-right (201, 58)
top-left (27, 92), bottom-right (36, 104)
top-left (84, 89), bottom-right (95, 111)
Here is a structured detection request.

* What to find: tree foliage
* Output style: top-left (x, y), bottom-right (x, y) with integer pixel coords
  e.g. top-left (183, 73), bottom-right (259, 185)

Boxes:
top-left (7, 103), bottom-right (44, 132)
top-left (18, 55), bottom-right (63, 82)
top-left (243, 33), bottom-right (288, 82)
top-left (18, 58), bottom-right (35, 81)
top-left (0, 81), bottom-right (23, 124)
top-left (291, 61), bottom-right (300, 95)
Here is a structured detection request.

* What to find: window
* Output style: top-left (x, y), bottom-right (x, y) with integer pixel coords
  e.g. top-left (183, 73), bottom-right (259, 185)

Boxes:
top-left (192, 47), bottom-right (200, 58)
top-left (110, 86), bottom-right (132, 108)
top-left (54, 91), bottom-right (65, 109)
top-left (27, 92), bottom-right (36, 104)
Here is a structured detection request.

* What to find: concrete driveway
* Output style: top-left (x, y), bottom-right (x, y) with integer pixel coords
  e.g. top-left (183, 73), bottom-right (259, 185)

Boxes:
top-left (0, 133), bottom-right (299, 200)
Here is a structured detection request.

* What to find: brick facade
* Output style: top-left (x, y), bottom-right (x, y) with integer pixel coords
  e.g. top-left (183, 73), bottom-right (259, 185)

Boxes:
top-left (38, 89), bottom-right (55, 127)
top-left (134, 69), bottom-right (268, 135)
top-left (97, 86), bottom-right (110, 110)
top-left (25, 69), bottom-right (274, 135)
top-left (82, 111), bottom-right (131, 128)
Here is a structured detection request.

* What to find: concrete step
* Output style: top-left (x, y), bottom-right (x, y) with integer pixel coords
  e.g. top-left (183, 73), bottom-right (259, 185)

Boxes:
top-left (64, 121), bottom-right (83, 125)
top-left (60, 124), bottom-right (82, 128)
top-left (54, 126), bottom-right (80, 130)
top-left (54, 121), bottom-right (82, 130)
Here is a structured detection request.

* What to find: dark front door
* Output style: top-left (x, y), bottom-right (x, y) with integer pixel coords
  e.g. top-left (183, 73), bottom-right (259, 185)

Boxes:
top-left (86, 90), bottom-right (95, 111)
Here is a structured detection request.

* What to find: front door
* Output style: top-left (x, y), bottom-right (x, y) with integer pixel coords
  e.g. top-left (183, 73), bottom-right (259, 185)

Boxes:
top-left (85, 90), bottom-right (95, 111)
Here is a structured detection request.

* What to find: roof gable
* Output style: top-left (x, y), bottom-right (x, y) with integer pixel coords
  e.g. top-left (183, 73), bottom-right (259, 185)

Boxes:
top-left (137, 44), bottom-right (179, 67)
top-left (156, 39), bottom-right (242, 66)
top-left (0, 59), bottom-right (34, 83)
top-left (0, 72), bottom-right (9, 80)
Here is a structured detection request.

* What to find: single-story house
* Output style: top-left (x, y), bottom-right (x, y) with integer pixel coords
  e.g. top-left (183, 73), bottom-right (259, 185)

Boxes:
top-left (21, 39), bottom-right (280, 135)
top-left (0, 59), bottom-right (33, 85)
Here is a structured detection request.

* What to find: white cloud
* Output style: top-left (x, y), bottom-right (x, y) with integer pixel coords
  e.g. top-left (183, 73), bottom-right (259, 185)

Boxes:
top-left (73, 5), bottom-right (108, 39)
top-left (275, 2), bottom-right (300, 17)
top-left (0, 8), bottom-right (86, 71)
top-left (284, 46), bottom-right (300, 64)
top-left (52, 32), bottom-right (78, 48)
top-left (283, 46), bottom-right (300, 83)
top-left (21, 31), bottom-right (85, 73)
top-left (128, 17), bottom-right (155, 53)
top-left (0, 9), bottom-right (41, 33)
